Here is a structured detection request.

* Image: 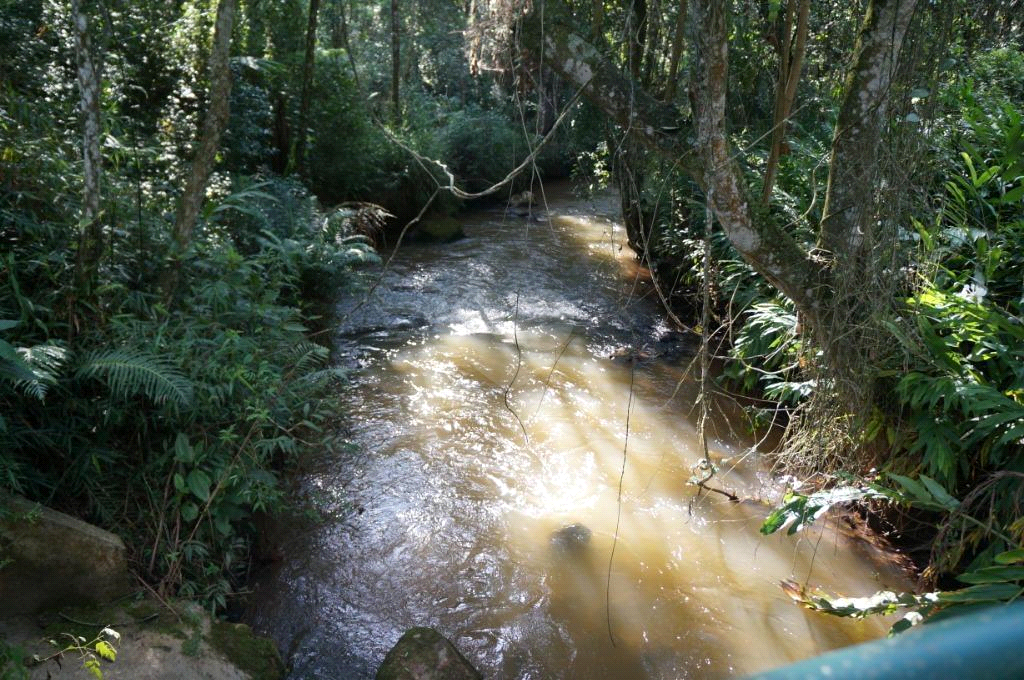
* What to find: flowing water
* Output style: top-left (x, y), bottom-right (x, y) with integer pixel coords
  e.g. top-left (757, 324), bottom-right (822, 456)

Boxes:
top-left (246, 185), bottom-right (910, 679)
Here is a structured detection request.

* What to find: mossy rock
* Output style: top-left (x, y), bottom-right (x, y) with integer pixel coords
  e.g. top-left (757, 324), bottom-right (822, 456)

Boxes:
top-left (210, 621), bottom-right (285, 680)
top-left (414, 216), bottom-right (465, 243)
top-left (376, 627), bottom-right (481, 680)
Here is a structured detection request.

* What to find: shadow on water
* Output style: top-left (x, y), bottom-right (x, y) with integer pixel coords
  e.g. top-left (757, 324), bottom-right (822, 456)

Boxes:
top-left (244, 184), bottom-right (912, 679)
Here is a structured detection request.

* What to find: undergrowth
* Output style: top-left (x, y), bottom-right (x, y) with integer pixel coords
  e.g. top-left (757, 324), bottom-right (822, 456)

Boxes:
top-left (0, 169), bottom-right (379, 610)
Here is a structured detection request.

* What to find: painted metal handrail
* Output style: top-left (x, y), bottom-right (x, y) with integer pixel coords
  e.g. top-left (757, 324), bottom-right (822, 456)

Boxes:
top-left (745, 602), bottom-right (1024, 680)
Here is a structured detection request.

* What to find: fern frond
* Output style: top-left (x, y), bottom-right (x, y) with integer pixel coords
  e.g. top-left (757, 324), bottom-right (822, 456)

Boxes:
top-left (1, 340), bottom-right (67, 400)
top-left (300, 367), bottom-right (349, 386)
top-left (76, 348), bottom-right (194, 408)
top-left (286, 342), bottom-right (329, 374)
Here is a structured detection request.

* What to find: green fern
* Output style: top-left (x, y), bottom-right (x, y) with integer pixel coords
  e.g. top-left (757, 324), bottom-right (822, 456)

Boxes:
top-left (285, 341), bottom-right (329, 374)
top-left (75, 348), bottom-right (194, 408)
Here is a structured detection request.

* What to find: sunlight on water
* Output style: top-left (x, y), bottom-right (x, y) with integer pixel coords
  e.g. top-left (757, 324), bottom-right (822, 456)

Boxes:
top-left (247, 186), bottom-right (912, 680)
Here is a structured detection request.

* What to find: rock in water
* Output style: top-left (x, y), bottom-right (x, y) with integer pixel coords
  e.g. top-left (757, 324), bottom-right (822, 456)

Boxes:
top-left (376, 627), bottom-right (482, 680)
top-left (550, 523), bottom-right (592, 554)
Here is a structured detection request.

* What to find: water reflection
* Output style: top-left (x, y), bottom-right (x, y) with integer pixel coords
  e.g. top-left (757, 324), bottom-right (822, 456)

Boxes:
top-left (246, 186), bottom-right (909, 679)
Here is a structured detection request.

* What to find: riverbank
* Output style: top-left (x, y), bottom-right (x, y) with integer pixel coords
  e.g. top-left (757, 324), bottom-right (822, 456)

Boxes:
top-left (0, 598), bottom-right (284, 680)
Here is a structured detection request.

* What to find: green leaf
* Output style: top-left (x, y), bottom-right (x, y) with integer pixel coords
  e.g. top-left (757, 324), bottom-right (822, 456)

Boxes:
top-left (186, 469), bottom-right (211, 502)
top-left (957, 565), bottom-right (1024, 585)
top-left (918, 475), bottom-right (960, 511)
top-left (998, 184), bottom-right (1024, 204)
top-left (214, 514), bottom-right (232, 536)
top-left (938, 582), bottom-right (1023, 603)
top-left (0, 339), bottom-right (41, 383)
top-left (887, 473), bottom-right (930, 506)
top-left (180, 502), bottom-right (199, 522)
top-left (761, 503), bottom-right (791, 536)
top-left (95, 640), bottom-right (116, 662)
top-left (84, 657), bottom-right (103, 679)
top-left (995, 549), bottom-right (1024, 565)
top-left (760, 486), bottom-right (889, 536)
top-left (173, 473), bottom-right (186, 494)
top-left (173, 433), bottom-right (194, 465)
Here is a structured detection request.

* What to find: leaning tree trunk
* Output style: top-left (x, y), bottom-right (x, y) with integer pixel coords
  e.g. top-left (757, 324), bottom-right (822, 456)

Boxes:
top-left (167, 0), bottom-right (236, 290)
top-left (71, 0), bottom-right (105, 298)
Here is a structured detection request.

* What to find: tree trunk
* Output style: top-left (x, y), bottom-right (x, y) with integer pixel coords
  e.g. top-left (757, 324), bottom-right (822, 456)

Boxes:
top-left (71, 0), bottom-right (105, 297)
top-left (591, 0), bottom-right (604, 41)
top-left (163, 0), bottom-right (236, 300)
top-left (331, 0), bottom-right (361, 87)
top-left (664, 0), bottom-right (687, 101)
top-left (760, 0), bottom-right (810, 205)
top-left (642, 0), bottom-right (661, 85)
top-left (819, 0), bottom-right (918, 262)
top-left (294, 0), bottom-right (321, 174)
top-left (685, 0), bottom-right (824, 324)
top-left (627, 0), bottom-right (647, 81)
top-left (172, 0), bottom-right (236, 253)
top-left (391, 0), bottom-right (401, 122)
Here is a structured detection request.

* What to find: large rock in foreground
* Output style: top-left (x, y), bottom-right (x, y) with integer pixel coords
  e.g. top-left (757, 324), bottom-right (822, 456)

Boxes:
top-left (0, 493), bottom-right (131, 614)
top-left (376, 627), bottom-right (482, 680)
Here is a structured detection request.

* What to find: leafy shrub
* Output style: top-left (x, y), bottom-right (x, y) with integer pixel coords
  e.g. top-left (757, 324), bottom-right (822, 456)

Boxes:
top-left (307, 53), bottom-right (409, 203)
top-left (436, 104), bottom-right (530, 194)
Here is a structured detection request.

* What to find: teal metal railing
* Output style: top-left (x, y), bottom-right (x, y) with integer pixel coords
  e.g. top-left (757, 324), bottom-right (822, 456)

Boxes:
top-left (745, 602), bottom-right (1024, 680)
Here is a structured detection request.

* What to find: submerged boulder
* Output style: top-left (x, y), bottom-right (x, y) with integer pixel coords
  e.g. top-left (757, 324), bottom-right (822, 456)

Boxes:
top-left (376, 627), bottom-right (482, 680)
top-left (414, 216), bottom-right (465, 243)
top-left (549, 523), bottom-right (592, 555)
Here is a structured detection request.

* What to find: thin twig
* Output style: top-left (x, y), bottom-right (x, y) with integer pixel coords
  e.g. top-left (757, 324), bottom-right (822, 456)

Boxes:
top-left (606, 359), bottom-right (637, 647)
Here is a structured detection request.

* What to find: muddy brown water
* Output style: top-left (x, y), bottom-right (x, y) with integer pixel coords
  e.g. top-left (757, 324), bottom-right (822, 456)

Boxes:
top-left (245, 186), bottom-right (910, 679)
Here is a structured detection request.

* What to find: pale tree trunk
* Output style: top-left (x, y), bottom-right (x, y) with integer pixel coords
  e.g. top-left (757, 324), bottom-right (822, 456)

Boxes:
top-left (819, 0), bottom-right (918, 261)
top-left (172, 0), bottom-right (236, 253)
top-left (71, 0), bottom-right (105, 297)
top-left (760, 0), bottom-right (810, 205)
top-left (294, 0), bottom-right (321, 174)
top-left (331, 0), bottom-right (361, 87)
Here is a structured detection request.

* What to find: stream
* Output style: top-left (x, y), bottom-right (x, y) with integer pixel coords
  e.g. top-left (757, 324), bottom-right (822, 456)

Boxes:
top-left (245, 185), bottom-right (910, 679)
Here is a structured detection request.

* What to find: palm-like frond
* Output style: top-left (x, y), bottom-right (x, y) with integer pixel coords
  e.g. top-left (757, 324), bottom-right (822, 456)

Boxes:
top-left (76, 348), bottom-right (194, 408)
